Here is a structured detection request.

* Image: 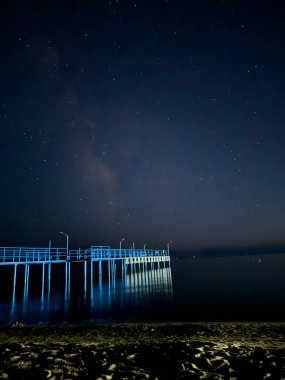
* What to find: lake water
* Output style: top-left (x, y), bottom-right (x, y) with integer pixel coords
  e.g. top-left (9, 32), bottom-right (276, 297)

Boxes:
top-left (0, 253), bottom-right (285, 324)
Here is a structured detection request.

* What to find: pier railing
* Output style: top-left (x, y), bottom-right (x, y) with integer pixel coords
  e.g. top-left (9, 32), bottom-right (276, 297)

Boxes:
top-left (0, 246), bottom-right (169, 265)
top-left (69, 247), bottom-right (169, 261)
top-left (0, 247), bottom-right (67, 264)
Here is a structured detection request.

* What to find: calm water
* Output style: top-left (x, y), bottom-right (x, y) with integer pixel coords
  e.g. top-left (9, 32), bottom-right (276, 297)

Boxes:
top-left (0, 254), bottom-right (285, 324)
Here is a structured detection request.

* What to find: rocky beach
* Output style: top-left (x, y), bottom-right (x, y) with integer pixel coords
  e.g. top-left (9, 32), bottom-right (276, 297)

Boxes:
top-left (0, 322), bottom-right (284, 379)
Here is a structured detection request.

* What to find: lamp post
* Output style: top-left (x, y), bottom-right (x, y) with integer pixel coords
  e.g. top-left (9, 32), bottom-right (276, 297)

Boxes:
top-left (167, 241), bottom-right (173, 255)
top-left (48, 240), bottom-right (51, 260)
top-left (144, 243), bottom-right (146, 255)
top-left (60, 232), bottom-right (69, 258)
top-left (120, 238), bottom-right (125, 257)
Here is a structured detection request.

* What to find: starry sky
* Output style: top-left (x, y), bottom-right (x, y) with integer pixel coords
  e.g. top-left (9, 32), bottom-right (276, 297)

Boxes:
top-left (1, 0), bottom-right (285, 251)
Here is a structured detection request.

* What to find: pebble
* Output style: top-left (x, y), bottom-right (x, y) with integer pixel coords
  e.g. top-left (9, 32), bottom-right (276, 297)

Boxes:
top-left (126, 354), bottom-right (136, 361)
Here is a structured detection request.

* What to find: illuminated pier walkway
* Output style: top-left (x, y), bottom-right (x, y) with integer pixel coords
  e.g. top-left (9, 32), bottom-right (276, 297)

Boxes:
top-left (0, 246), bottom-right (170, 265)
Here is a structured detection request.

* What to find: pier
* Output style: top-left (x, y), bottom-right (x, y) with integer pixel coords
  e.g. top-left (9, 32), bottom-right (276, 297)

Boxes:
top-left (0, 245), bottom-right (172, 322)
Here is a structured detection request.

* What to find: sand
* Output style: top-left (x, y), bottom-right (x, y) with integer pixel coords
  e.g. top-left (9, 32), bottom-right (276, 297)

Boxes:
top-left (0, 322), bottom-right (285, 379)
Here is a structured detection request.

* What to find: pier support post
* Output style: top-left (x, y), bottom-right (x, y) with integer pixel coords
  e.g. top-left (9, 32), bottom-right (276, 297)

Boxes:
top-left (90, 260), bottom-right (94, 309)
top-left (47, 263), bottom-right (51, 305)
top-left (84, 260), bottom-right (87, 303)
top-left (23, 264), bottom-right (30, 313)
top-left (99, 260), bottom-right (102, 283)
top-left (108, 260), bottom-right (111, 289)
top-left (67, 261), bottom-right (71, 300)
top-left (112, 260), bottom-right (116, 289)
top-left (121, 261), bottom-right (125, 284)
top-left (64, 261), bottom-right (71, 315)
top-left (41, 263), bottom-right (45, 311)
top-left (99, 260), bottom-right (103, 309)
top-left (11, 264), bottom-right (17, 318)
top-left (65, 262), bottom-right (68, 301)
top-left (108, 260), bottom-right (111, 308)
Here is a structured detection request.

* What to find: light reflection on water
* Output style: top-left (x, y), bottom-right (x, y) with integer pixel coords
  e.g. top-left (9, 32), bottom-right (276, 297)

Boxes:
top-left (0, 260), bottom-right (173, 324)
top-left (1, 253), bottom-right (285, 324)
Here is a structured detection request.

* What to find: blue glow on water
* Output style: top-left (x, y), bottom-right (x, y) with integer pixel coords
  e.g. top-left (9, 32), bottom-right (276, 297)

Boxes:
top-left (0, 260), bottom-right (173, 324)
top-left (1, 253), bottom-right (285, 324)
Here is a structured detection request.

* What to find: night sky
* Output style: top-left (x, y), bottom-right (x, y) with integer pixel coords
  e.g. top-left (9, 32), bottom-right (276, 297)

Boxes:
top-left (1, 1), bottom-right (285, 251)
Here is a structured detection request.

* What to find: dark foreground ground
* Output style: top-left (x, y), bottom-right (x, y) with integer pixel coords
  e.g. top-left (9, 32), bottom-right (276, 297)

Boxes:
top-left (0, 322), bottom-right (285, 379)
